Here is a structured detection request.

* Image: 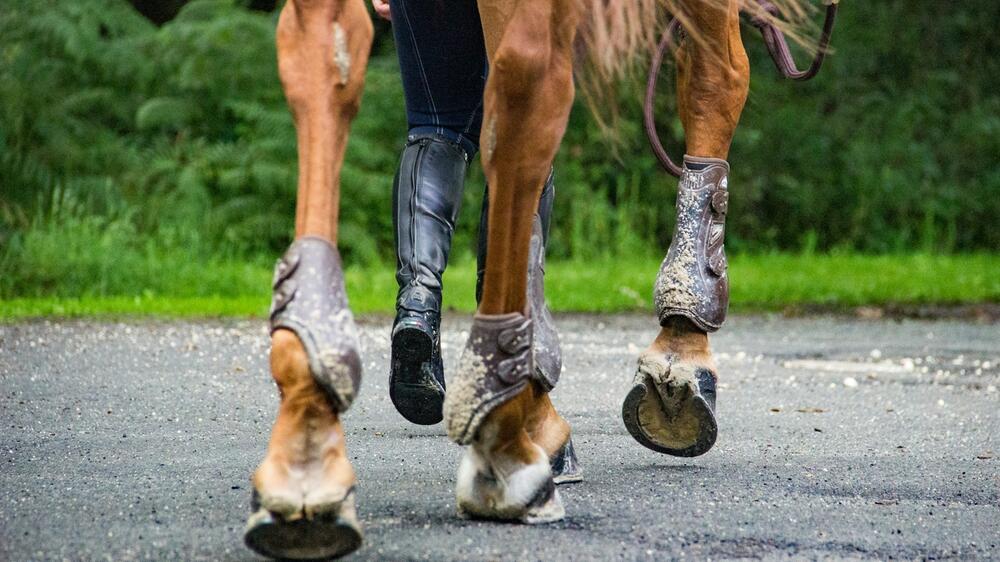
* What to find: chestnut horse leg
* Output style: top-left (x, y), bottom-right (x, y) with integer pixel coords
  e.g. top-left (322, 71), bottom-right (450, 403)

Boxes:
top-left (676, 0), bottom-right (749, 157)
top-left (623, 0), bottom-right (749, 456)
top-left (442, 0), bottom-right (579, 524)
top-left (244, 0), bottom-right (372, 559)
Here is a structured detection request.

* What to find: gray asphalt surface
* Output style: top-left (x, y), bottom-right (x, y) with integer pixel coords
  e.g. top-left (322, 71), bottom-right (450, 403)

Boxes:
top-left (1, 315), bottom-right (998, 560)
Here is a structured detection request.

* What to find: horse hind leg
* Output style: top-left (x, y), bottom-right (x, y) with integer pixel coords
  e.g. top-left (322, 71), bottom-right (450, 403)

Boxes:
top-left (622, 0), bottom-right (748, 457)
top-left (245, 0), bottom-right (372, 559)
top-left (443, 0), bottom-right (580, 524)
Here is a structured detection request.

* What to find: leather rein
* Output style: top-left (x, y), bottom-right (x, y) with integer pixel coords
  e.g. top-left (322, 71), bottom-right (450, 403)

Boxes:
top-left (644, 0), bottom-right (840, 177)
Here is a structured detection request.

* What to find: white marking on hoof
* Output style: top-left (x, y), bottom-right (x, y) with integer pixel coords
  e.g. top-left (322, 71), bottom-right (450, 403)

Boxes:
top-left (303, 484), bottom-right (352, 520)
top-left (455, 443), bottom-right (563, 523)
top-left (257, 490), bottom-right (304, 521)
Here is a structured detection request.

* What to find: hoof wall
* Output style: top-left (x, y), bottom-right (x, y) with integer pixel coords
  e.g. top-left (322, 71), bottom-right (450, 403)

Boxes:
top-left (550, 438), bottom-right (583, 485)
top-left (458, 488), bottom-right (565, 525)
top-left (245, 492), bottom-right (362, 560)
top-left (622, 368), bottom-right (717, 457)
top-left (521, 489), bottom-right (566, 524)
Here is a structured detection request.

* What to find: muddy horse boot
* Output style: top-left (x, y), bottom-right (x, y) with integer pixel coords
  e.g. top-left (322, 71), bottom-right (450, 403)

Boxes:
top-left (245, 237), bottom-right (364, 559)
top-left (622, 156), bottom-right (728, 457)
top-left (475, 172), bottom-right (581, 484)
top-left (389, 134), bottom-right (469, 425)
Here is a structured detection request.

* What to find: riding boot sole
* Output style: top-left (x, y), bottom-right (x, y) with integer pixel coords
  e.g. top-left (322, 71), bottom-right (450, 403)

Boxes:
top-left (244, 490), bottom-right (363, 561)
top-left (390, 325), bottom-right (445, 425)
top-left (621, 369), bottom-right (717, 457)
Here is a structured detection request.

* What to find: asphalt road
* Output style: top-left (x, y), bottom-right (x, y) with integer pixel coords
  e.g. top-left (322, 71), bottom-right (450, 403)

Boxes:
top-left (1, 315), bottom-right (998, 560)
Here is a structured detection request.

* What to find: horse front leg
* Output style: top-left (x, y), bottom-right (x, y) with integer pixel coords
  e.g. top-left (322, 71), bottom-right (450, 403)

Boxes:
top-left (441, 0), bottom-right (581, 524)
top-left (622, 0), bottom-right (748, 457)
top-left (244, 0), bottom-right (372, 559)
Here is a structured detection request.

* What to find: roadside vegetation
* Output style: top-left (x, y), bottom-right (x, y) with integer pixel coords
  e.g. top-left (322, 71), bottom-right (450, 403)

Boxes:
top-left (3, 255), bottom-right (997, 321)
top-left (1, 1), bottom-right (997, 318)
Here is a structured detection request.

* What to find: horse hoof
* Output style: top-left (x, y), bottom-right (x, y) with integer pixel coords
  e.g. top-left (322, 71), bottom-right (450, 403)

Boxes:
top-left (389, 322), bottom-right (445, 425)
top-left (550, 438), bottom-right (583, 485)
top-left (457, 485), bottom-right (566, 525)
top-left (521, 484), bottom-right (566, 524)
top-left (622, 358), bottom-right (718, 457)
top-left (245, 490), bottom-right (363, 560)
top-left (455, 445), bottom-right (565, 524)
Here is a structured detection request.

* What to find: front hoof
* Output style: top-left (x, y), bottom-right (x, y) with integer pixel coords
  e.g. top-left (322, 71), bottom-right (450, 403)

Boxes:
top-left (245, 489), bottom-right (363, 560)
top-left (622, 355), bottom-right (718, 457)
top-left (455, 446), bottom-right (565, 524)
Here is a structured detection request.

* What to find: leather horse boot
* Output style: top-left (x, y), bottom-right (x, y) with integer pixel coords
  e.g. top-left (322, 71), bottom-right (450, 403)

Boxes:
top-left (245, 236), bottom-right (364, 560)
top-left (622, 155), bottom-right (728, 457)
top-left (472, 172), bottom-right (581, 485)
top-left (389, 134), bottom-right (469, 425)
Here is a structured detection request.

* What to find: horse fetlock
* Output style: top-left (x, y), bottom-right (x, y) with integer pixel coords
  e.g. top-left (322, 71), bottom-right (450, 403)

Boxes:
top-left (455, 442), bottom-right (563, 524)
top-left (524, 391), bottom-right (571, 458)
top-left (269, 330), bottom-right (312, 390)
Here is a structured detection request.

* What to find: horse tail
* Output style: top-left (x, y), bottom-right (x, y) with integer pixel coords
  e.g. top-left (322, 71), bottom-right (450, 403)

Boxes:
top-left (574, 0), bottom-right (819, 131)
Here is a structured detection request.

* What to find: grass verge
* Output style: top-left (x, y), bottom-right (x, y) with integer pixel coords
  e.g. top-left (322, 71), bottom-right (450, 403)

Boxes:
top-left (1, 254), bottom-right (997, 321)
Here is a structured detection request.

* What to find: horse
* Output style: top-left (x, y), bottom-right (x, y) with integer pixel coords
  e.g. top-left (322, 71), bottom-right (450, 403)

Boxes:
top-left (241, 0), bottom-right (829, 558)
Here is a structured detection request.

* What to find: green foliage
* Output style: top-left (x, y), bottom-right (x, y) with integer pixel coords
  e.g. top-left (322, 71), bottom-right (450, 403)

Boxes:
top-left (3, 254), bottom-right (998, 320)
top-left (1, 0), bottom-right (998, 302)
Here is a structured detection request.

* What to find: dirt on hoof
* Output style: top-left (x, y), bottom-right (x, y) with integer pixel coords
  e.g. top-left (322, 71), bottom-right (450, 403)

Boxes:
top-left (623, 352), bottom-right (718, 457)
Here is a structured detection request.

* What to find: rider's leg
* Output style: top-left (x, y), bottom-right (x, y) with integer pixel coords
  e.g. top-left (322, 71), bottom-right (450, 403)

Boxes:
top-left (443, 0), bottom-right (581, 523)
top-left (622, 0), bottom-right (748, 457)
top-left (245, 0), bottom-right (372, 559)
top-left (387, 0), bottom-right (488, 425)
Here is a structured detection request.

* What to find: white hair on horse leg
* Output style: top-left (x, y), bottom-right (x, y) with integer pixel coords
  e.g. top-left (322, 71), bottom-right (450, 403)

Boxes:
top-left (332, 23), bottom-right (350, 85)
top-left (498, 453), bottom-right (553, 509)
top-left (455, 442), bottom-right (554, 519)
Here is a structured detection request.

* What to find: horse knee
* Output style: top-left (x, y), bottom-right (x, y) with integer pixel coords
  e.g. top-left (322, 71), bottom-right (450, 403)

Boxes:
top-left (276, 0), bottom-right (372, 109)
top-left (492, 16), bottom-right (553, 99)
top-left (728, 46), bottom-right (750, 98)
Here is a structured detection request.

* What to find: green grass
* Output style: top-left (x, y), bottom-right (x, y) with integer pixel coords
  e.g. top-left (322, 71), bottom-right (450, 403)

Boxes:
top-left (1, 254), bottom-right (997, 321)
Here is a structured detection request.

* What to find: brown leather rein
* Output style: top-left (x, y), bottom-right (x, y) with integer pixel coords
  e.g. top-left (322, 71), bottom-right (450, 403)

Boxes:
top-left (644, 0), bottom-right (840, 177)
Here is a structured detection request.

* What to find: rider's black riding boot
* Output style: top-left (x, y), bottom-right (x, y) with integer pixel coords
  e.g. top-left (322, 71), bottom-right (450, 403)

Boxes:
top-left (475, 171), bottom-right (555, 304)
top-left (390, 134), bottom-right (469, 425)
